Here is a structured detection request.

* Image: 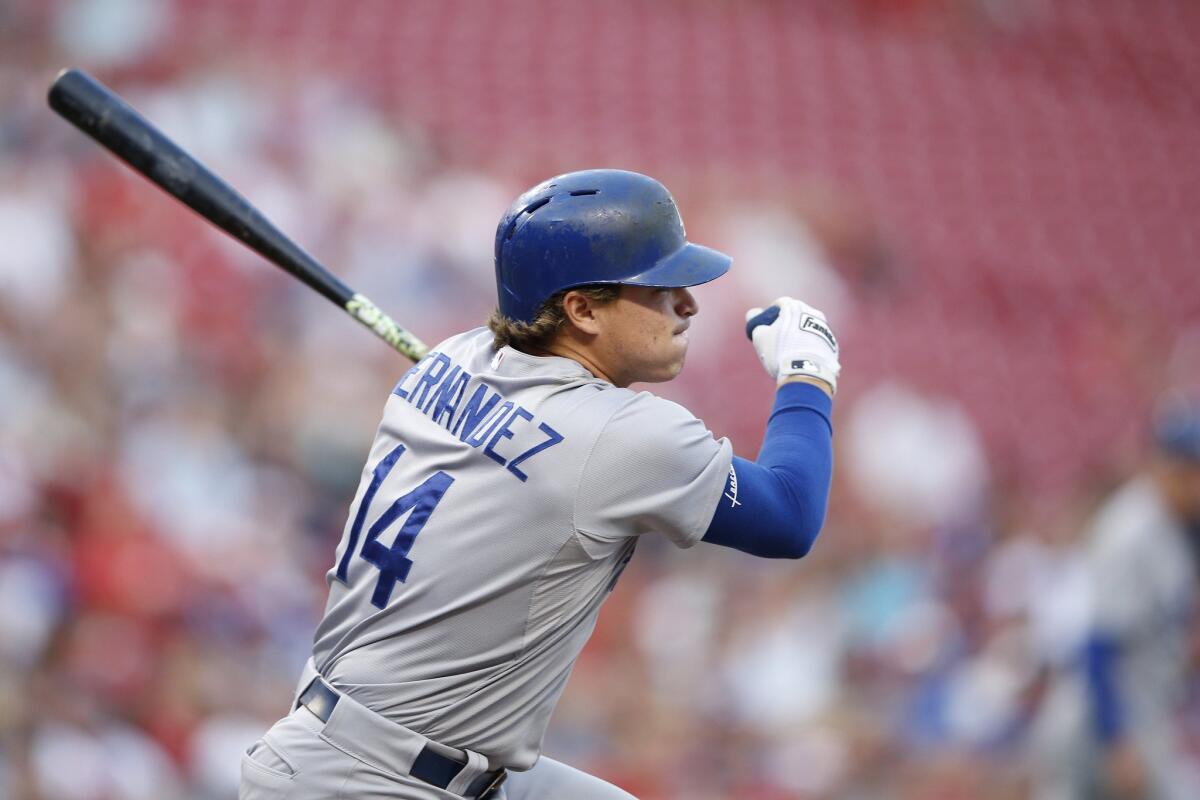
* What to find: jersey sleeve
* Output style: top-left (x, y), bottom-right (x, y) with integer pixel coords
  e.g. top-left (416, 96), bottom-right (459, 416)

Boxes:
top-left (573, 392), bottom-right (733, 553)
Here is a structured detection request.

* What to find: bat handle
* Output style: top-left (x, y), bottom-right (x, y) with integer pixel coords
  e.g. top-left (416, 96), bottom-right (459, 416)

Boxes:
top-left (345, 294), bottom-right (430, 361)
top-left (745, 305), bottom-right (780, 340)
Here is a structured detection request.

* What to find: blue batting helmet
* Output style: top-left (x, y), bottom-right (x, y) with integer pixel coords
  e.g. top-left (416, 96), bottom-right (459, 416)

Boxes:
top-left (1156, 399), bottom-right (1200, 463)
top-left (494, 169), bottom-right (732, 324)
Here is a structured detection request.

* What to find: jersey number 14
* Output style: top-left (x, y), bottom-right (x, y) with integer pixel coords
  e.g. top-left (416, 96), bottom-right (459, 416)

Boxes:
top-left (334, 443), bottom-right (453, 608)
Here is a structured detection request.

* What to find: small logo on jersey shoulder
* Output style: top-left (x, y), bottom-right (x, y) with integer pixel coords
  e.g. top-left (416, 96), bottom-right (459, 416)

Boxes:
top-left (724, 465), bottom-right (741, 508)
top-left (800, 314), bottom-right (837, 352)
top-left (490, 350), bottom-right (505, 370)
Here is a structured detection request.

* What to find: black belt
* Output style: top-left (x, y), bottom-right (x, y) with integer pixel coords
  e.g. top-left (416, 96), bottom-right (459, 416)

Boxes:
top-left (297, 677), bottom-right (507, 800)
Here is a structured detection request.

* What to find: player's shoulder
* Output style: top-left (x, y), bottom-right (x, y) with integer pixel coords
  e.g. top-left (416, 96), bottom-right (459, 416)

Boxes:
top-left (1086, 476), bottom-right (1195, 627)
top-left (1088, 477), bottom-right (1179, 561)
top-left (430, 327), bottom-right (495, 365)
top-left (590, 389), bottom-right (716, 450)
top-left (603, 389), bottom-right (701, 424)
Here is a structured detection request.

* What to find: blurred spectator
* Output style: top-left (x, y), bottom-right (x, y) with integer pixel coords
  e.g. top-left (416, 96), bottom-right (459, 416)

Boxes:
top-left (51, 0), bottom-right (170, 70)
top-left (844, 381), bottom-right (989, 529)
top-left (0, 172), bottom-right (76, 319)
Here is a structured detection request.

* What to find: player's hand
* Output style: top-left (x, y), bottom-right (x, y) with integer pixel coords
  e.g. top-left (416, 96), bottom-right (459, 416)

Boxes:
top-left (744, 297), bottom-right (840, 393)
top-left (1104, 741), bottom-right (1148, 799)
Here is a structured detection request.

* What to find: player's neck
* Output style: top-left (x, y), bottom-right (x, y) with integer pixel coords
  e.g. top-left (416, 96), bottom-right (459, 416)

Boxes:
top-left (532, 338), bottom-right (619, 387)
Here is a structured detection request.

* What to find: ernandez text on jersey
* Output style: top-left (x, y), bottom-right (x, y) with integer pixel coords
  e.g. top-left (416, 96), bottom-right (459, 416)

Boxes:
top-left (391, 351), bottom-right (565, 482)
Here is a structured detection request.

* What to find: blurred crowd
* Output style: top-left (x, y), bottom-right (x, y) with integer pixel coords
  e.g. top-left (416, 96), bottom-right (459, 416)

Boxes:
top-left (2, 1), bottom-right (1199, 798)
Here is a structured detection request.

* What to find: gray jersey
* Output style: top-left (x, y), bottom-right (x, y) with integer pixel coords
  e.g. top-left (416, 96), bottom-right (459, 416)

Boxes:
top-left (1087, 477), bottom-right (1195, 727)
top-left (310, 328), bottom-right (733, 769)
top-left (1084, 476), bottom-right (1198, 797)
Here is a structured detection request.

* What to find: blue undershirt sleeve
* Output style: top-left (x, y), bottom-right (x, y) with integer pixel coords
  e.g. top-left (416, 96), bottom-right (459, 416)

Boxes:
top-left (1083, 633), bottom-right (1125, 744)
top-left (701, 382), bottom-right (833, 558)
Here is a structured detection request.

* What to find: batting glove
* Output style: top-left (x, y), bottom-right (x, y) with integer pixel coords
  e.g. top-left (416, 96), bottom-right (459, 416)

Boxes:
top-left (744, 297), bottom-right (841, 392)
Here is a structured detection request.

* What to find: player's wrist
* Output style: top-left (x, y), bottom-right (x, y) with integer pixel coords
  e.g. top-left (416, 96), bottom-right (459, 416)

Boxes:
top-left (777, 355), bottom-right (838, 393)
top-left (778, 374), bottom-right (834, 397)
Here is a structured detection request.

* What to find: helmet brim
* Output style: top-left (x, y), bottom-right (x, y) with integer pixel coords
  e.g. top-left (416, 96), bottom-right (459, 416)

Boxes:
top-left (621, 242), bottom-right (732, 289)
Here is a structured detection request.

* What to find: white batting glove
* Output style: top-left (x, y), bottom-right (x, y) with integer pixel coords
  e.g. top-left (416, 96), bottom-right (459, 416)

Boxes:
top-left (744, 297), bottom-right (841, 392)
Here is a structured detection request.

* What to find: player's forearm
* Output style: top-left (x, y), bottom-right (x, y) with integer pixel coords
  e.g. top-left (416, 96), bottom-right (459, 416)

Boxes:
top-left (702, 383), bottom-right (833, 558)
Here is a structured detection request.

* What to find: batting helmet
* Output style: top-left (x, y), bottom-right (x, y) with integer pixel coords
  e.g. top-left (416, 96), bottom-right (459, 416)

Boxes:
top-left (494, 169), bottom-right (732, 324)
top-left (1156, 399), bottom-right (1200, 463)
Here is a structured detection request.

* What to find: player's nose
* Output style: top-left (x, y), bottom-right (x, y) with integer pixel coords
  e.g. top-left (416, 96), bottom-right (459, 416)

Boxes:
top-left (674, 287), bottom-right (698, 318)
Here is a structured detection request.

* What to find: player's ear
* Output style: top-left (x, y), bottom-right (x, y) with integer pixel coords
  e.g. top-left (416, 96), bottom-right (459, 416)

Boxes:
top-left (560, 290), bottom-right (604, 336)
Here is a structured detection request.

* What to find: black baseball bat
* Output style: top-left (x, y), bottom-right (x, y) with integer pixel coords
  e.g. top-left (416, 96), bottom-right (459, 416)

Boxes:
top-left (47, 67), bottom-right (429, 362)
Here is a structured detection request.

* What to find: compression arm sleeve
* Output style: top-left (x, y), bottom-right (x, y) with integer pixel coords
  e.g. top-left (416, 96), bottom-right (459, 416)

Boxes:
top-left (701, 382), bottom-right (833, 558)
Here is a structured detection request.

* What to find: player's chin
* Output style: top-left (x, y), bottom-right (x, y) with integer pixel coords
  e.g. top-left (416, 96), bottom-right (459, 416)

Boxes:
top-left (652, 349), bottom-right (689, 382)
top-left (671, 339), bottom-right (691, 373)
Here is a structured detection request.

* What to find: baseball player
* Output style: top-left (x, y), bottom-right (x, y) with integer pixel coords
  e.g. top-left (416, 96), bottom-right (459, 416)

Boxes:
top-left (1033, 401), bottom-right (1200, 799)
top-left (239, 169), bottom-right (840, 799)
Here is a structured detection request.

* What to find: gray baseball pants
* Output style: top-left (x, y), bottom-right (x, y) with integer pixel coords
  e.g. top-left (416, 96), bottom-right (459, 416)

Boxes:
top-left (239, 684), bottom-right (635, 800)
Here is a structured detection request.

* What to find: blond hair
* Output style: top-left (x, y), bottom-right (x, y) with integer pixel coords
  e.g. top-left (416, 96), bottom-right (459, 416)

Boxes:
top-left (488, 285), bottom-right (620, 352)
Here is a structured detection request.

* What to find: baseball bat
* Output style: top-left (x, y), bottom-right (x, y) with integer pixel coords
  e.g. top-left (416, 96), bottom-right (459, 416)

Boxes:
top-left (47, 67), bottom-right (429, 362)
